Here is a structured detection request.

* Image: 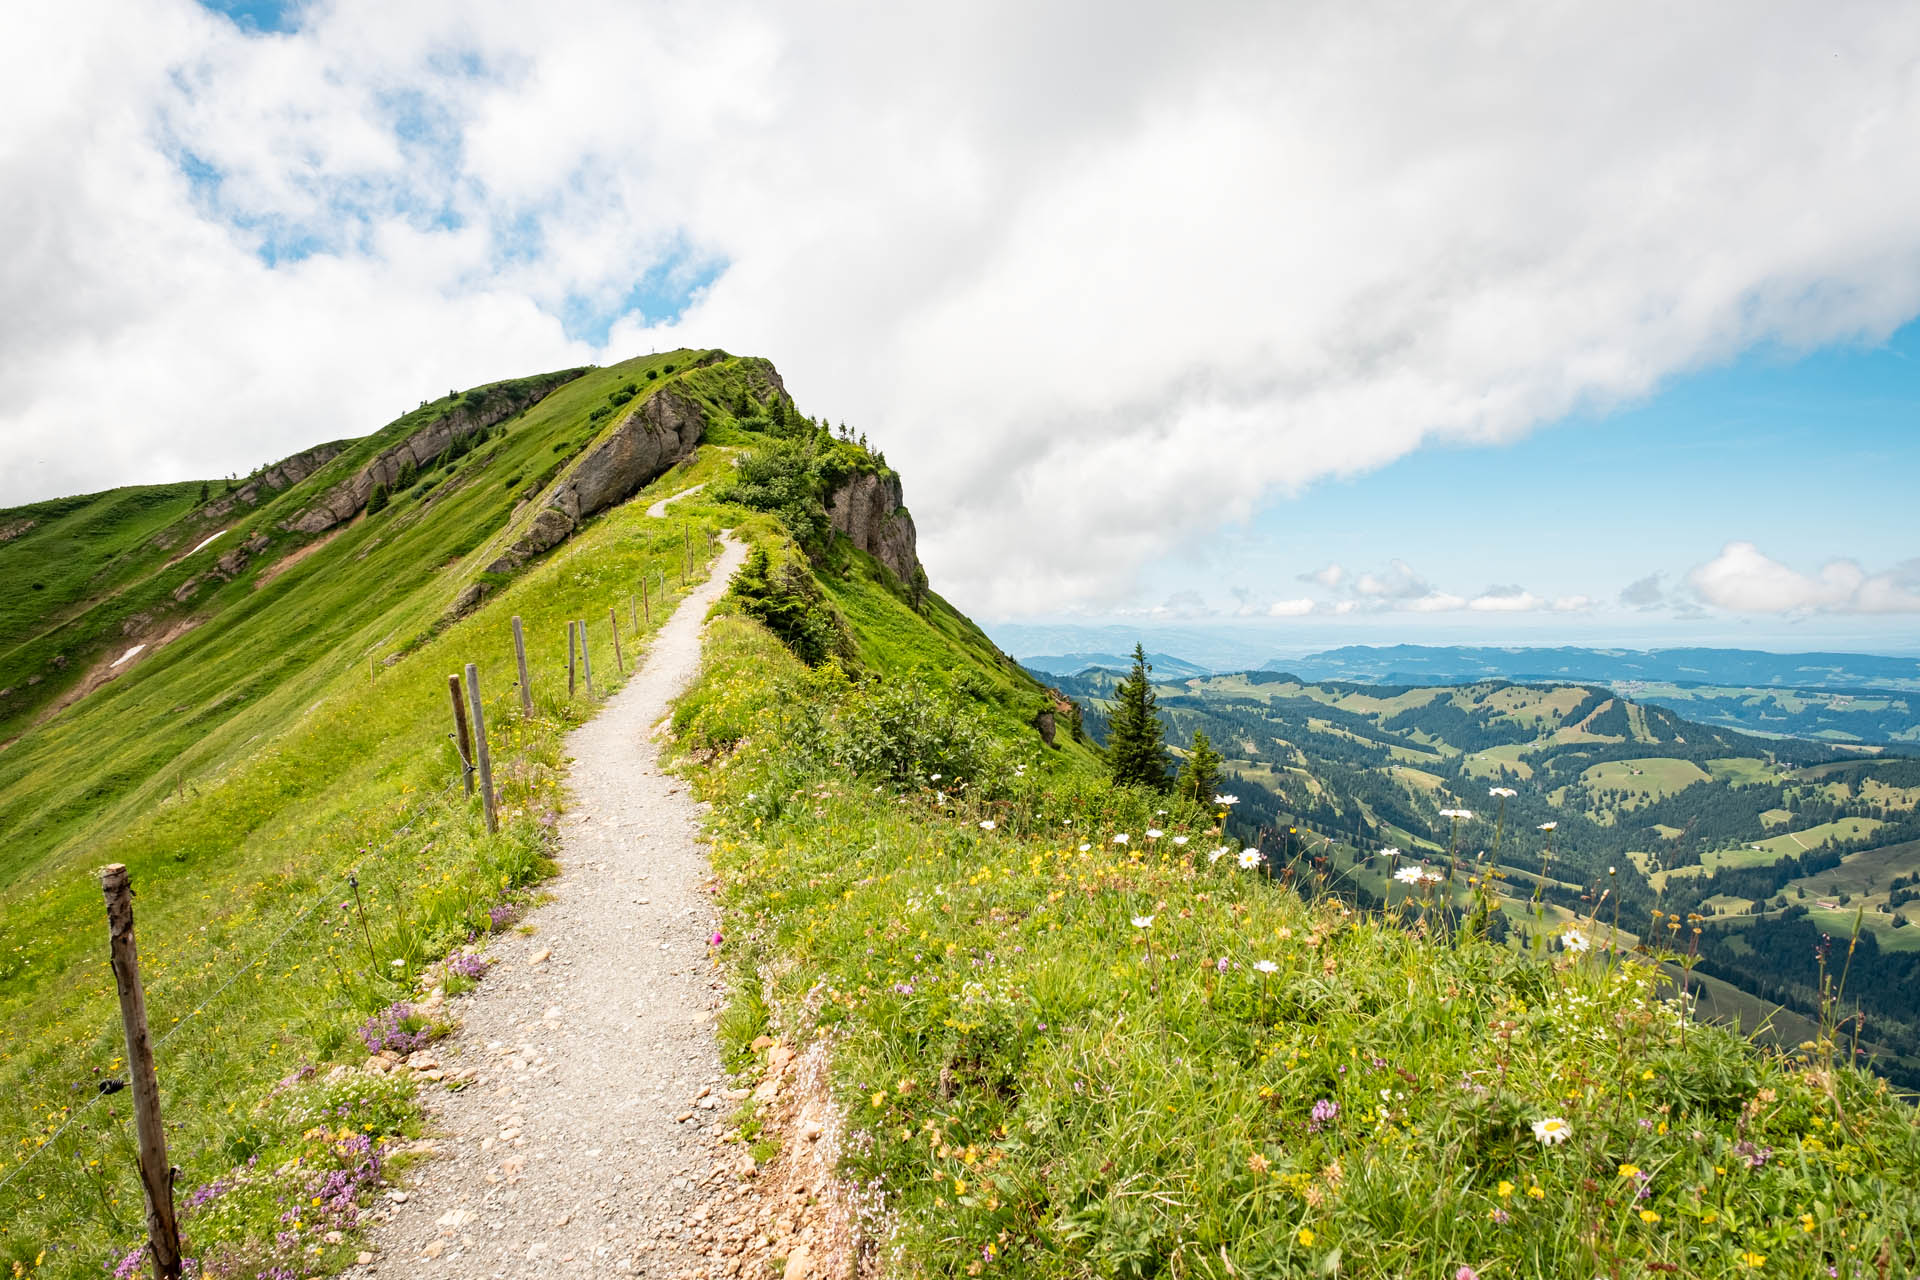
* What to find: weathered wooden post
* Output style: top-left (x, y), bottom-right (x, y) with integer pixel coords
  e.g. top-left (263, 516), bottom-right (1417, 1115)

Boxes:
top-left (511, 616), bottom-right (533, 718)
top-left (629, 595), bottom-right (637, 631)
top-left (464, 664), bottom-right (498, 834)
top-left (681, 525), bottom-right (690, 586)
top-left (99, 865), bottom-right (185, 1280)
top-left (447, 674), bottom-right (474, 796)
top-left (640, 575), bottom-right (651, 627)
top-left (609, 606), bottom-right (625, 674)
top-left (568, 621), bottom-right (577, 697)
top-left (579, 620), bottom-right (595, 698)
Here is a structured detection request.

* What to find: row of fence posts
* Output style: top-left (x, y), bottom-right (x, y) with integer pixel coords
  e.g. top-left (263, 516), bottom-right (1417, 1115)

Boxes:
top-left (95, 533), bottom-right (718, 1277)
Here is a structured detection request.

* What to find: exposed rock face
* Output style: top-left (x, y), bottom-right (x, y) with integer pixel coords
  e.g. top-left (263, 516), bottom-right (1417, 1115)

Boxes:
top-left (476, 389), bottom-right (707, 589)
top-left (215, 531), bottom-right (270, 577)
top-left (733, 356), bottom-right (790, 409)
top-left (0, 519), bottom-right (36, 543)
top-left (286, 373), bottom-right (577, 535)
top-left (826, 471), bottom-right (920, 585)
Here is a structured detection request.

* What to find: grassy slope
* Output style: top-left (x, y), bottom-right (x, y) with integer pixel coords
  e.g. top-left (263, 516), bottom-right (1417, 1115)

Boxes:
top-left (676, 606), bottom-right (1920, 1279)
top-left (0, 351), bottom-right (778, 1276)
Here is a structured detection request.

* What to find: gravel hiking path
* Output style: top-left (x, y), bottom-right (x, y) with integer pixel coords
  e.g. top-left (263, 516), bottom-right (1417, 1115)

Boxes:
top-left (353, 532), bottom-right (750, 1278)
top-left (645, 484), bottom-right (706, 519)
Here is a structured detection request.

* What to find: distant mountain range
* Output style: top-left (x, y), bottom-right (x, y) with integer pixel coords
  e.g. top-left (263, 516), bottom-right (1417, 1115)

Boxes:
top-left (1272, 645), bottom-right (1920, 691)
top-left (1012, 643), bottom-right (1920, 747)
top-left (1020, 650), bottom-right (1213, 680)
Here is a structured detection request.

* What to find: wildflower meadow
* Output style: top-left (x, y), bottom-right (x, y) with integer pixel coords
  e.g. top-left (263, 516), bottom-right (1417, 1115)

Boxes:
top-left (679, 613), bottom-right (1920, 1279)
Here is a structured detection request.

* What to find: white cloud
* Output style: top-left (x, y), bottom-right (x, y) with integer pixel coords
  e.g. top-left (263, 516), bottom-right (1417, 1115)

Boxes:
top-left (1469, 589), bottom-right (1546, 612)
top-left (1353, 560), bottom-right (1432, 601)
top-left (1407, 592), bottom-right (1468, 613)
top-left (1300, 563), bottom-right (1345, 589)
top-left (1267, 598), bottom-right (1316, 617)
top-left (1551, 595), bottom-right (1594, 613)
top-left (5, 1), bottom-right (1920, 619)
top-left (1687, 542), bottom-right (1920, 614)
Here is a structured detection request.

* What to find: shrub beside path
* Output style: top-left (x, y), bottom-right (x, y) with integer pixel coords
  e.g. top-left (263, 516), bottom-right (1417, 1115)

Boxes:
top-left (354, 533), bottom-right (753, 1278)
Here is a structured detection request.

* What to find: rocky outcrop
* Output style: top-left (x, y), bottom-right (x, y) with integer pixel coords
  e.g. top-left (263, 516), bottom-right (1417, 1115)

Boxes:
top-left (0, 518), bottom-right (36, 543)
top-left (285, 373), bottom-right (578, 535)
top-left (826, 471), bottom-right (920, 585)
top-left (477, 388), bottom-right (707, 586)
top-left (733, 356), bottom-right (790, 410)
top-left (197, 443), bottom-right (346, 525)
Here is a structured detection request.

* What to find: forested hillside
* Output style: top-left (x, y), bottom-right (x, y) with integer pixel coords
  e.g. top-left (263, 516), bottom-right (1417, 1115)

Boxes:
top-left (1048, 667), bottom-right (1920, 1084)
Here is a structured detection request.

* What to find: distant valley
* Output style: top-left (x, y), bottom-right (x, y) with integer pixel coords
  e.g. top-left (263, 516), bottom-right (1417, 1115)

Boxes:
top-left (1018, 642), bottom-right (1920, 746)
top-left (1042, 664), bottom-right (1920, 1084)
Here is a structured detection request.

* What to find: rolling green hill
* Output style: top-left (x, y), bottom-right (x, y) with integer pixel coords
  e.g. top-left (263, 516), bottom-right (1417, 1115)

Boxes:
top-left (0, 351), bottom-right (1081, 1276)
top-left (3, 356), bottom-right (1917, 1279)
top-left (1045, 666), bottom-right (1920, 1083)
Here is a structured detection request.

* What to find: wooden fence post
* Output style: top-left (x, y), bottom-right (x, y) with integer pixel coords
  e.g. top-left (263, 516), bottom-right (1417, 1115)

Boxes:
top-left (447, 674), bottom-right (473, 796)
top-left (681, 526), bottom-right (690, 586)
top-left (568, 621), bottom-right (577, 697)
top-left (99, 865), bottom-right (185, 1280)
top-left (511, 616), bottom-right (533, 719)
top-left (640, 575), bottom-right (651, 627)
top-left (579, 620), bottom-right (595, 698)
top-left (610, 606), bottom-right (625, 674)
top-left (464, 664), bottom-right (498, 834)
top-left (629, 595), bottom-right (637, 631)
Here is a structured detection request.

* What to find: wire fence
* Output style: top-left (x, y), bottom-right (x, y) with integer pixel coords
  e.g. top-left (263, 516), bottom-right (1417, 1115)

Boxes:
top-left (0, 772), bottom-right (463, 1204)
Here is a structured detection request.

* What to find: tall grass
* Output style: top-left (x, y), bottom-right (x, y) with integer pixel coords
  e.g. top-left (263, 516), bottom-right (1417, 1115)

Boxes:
top-left (681, 616), bottom-right (1920, 1280)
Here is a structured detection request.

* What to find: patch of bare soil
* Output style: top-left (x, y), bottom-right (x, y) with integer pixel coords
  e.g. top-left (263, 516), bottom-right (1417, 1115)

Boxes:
top-left (253, 528), bottom-right (342, 589)
top-left (35, 614), bottom-right (203, 724)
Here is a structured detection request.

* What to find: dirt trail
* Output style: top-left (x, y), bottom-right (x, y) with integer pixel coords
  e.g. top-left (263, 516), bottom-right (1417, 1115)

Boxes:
top-left (645, 485), bottom-right (706, 519)
top-left (354, 532), bottom-right (749, 1278)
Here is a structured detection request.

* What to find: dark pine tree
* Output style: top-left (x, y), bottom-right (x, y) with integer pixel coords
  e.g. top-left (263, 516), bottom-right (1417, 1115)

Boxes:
top-left (1107, 643), bottom-right (1170, 791)
top-left (1176, 728), bottom-right (1223, 804)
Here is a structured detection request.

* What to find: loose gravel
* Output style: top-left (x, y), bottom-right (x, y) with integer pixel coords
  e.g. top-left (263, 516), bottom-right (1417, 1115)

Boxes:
top-left (352, 533), bottom-right (753, 1278)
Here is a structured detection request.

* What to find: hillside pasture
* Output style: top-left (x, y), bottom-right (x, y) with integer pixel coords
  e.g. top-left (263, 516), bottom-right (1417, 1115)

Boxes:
top-left (1744, 816), bottom-right (1884, 860)
top-left (1460, 742), bottom-right (1536, 780)
top-left (1578, 756), bottom-right (1711, 805)
top-left (1705, 756), bottom-right (1776, 785)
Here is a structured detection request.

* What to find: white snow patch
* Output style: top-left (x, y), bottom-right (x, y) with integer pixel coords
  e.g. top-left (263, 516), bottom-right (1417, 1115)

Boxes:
top-left (188, 529), bottom-right (226, 555)
top-left (109, 644), bottom-right (146, 668)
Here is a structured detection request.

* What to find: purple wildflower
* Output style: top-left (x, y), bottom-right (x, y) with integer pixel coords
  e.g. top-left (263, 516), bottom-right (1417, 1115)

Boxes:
top-left (1308, 1099), bottom-right (1340, 1133)
top-left (358, 1002), bottom-right (431, 1055)
top-left (447, 951), bottom-right (490, 980)
top-left (1732, 1139), bottom-right (1772, 1168)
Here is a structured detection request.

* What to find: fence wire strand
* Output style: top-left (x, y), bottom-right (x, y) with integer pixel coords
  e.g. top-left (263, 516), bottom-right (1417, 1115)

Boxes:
top-left (0, 771), bottom-right (464, 1201)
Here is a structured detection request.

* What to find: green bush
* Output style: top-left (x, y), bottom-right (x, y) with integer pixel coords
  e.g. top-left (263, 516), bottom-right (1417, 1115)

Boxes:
top-left (728, 543), bottom-right (849, 666)
top-left (365, 483), bottom-right (389, 515)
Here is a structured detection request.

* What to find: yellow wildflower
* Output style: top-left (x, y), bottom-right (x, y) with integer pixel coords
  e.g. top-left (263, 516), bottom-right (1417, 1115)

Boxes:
top-left (1297, 1227), bottom-right (1315, 1247)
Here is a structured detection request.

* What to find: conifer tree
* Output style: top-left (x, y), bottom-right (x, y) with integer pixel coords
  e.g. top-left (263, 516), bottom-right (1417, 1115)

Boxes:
top-left (1106, 643), bottom-right (1170, 790)
top-left (1176, 729), bottom-right (1223, 804)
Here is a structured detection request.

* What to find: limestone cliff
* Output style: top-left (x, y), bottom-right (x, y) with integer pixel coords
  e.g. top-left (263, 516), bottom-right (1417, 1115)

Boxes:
top-left (456, 388), bottom-right (707, 612)
top-left (285, 373), bottom-right (578, 535)
top-left (826, 470), bottom-right (920, 585)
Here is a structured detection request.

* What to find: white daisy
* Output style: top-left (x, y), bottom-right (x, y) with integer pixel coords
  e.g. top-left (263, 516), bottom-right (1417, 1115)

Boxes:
top-left (1237, 849), bottom-right (1262, 870)
top-left (1531, 1116), bottom-right (1572, 1145)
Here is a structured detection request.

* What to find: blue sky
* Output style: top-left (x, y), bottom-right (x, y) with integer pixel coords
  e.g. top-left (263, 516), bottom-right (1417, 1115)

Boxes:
top-left (1121, 322), bottom-right (1920, 649)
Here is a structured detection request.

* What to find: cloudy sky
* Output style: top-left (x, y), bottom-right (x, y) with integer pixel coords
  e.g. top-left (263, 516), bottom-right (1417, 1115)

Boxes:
top-left (4, 0), bottom-right (1917, 648)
